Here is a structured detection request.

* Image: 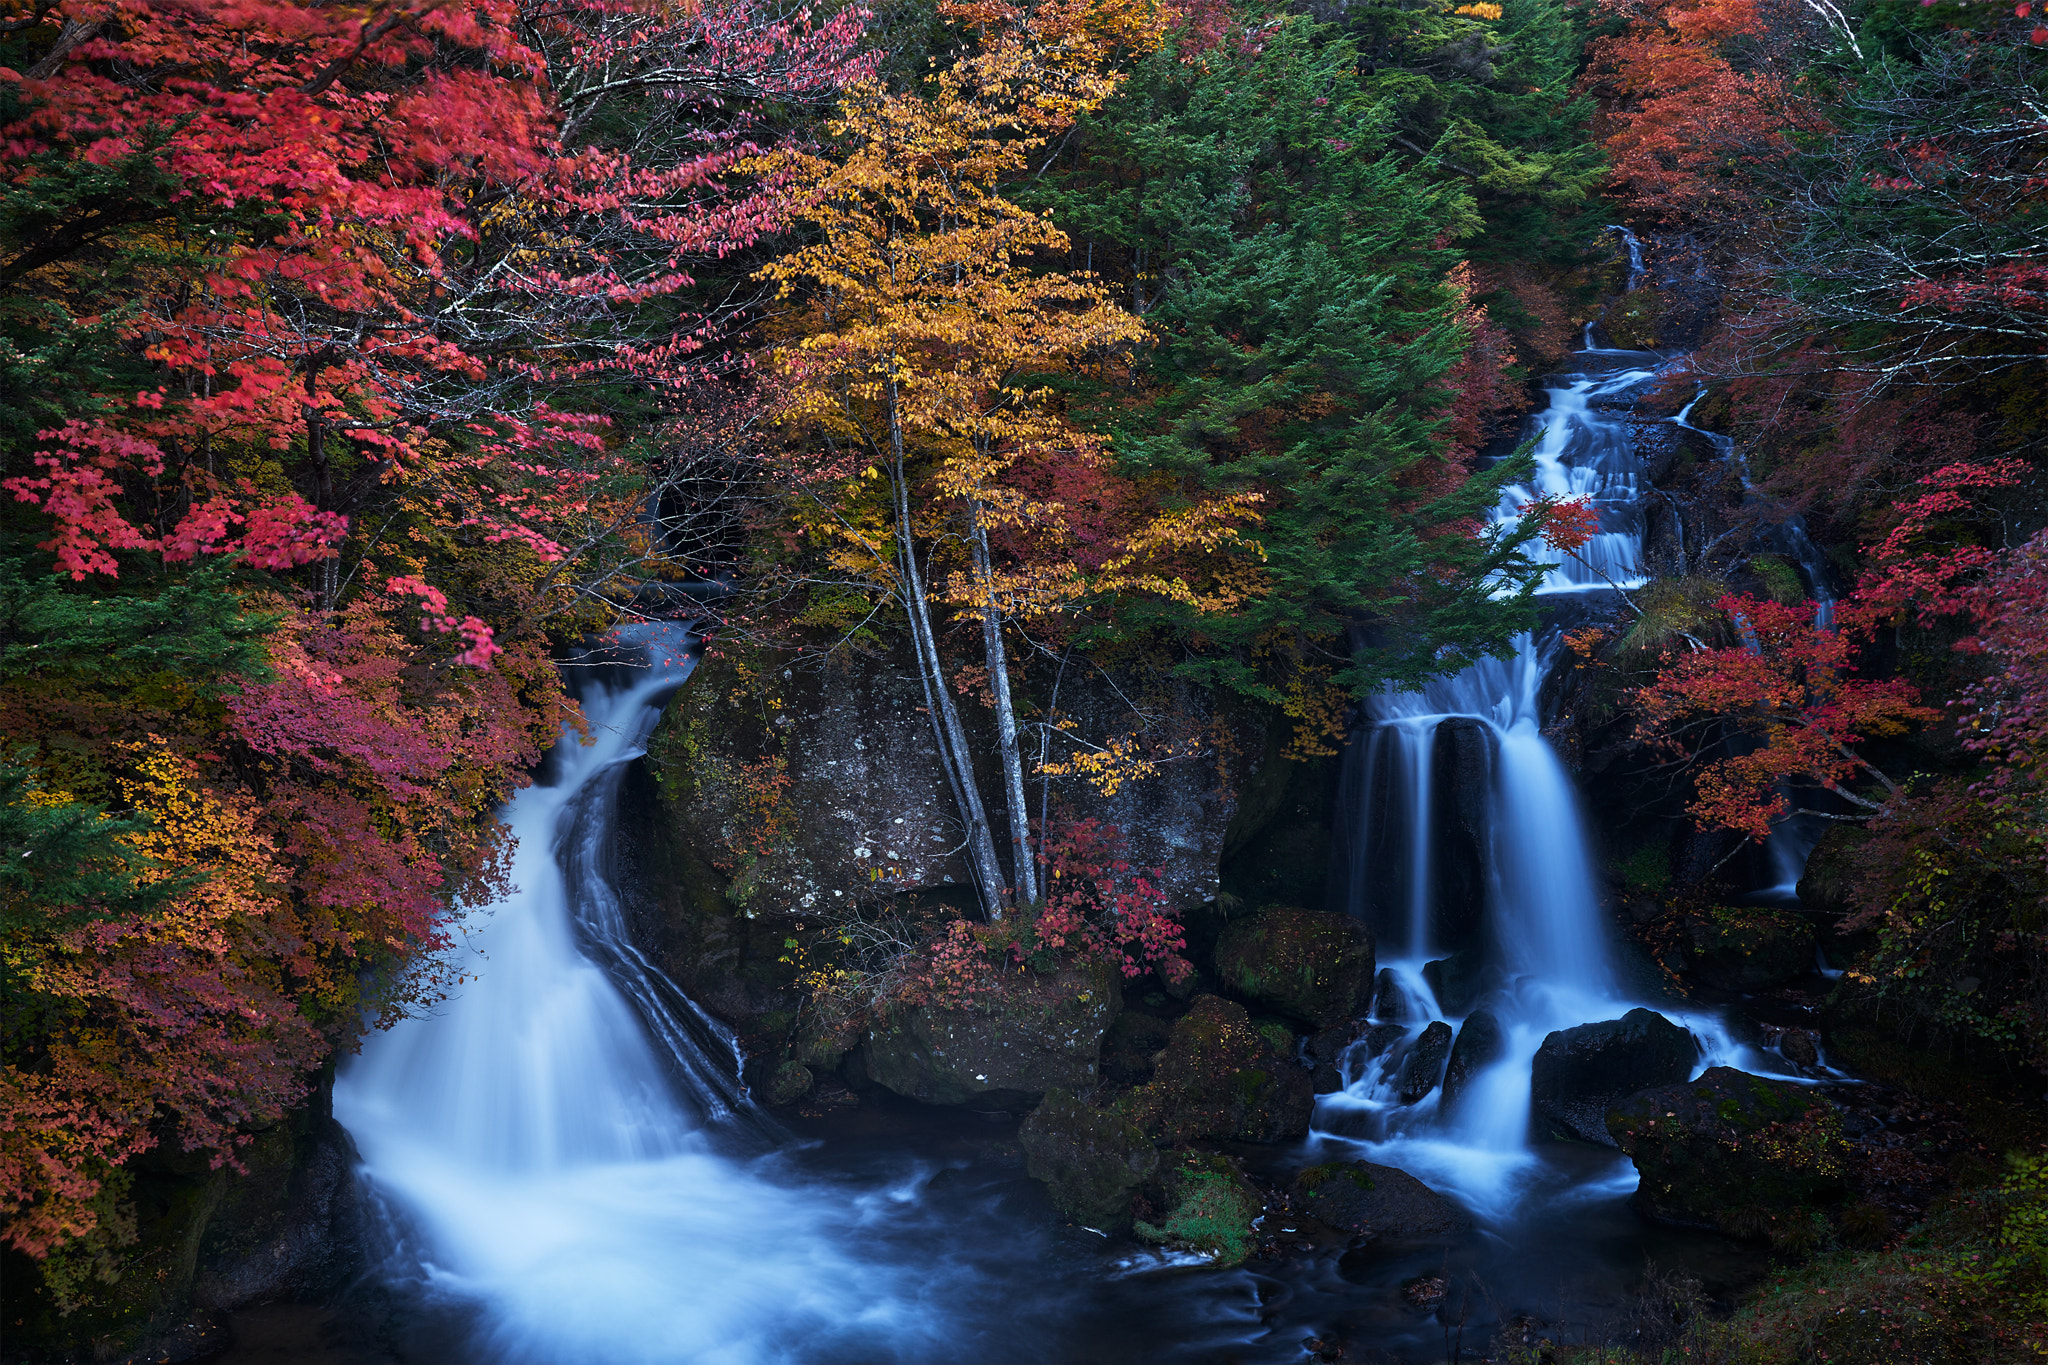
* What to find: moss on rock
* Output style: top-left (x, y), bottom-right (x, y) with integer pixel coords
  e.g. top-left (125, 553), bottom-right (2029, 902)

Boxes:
top-left (1134, 1154), bottom-right (1263, 1268)
top-left (1214, 904), bottom-right (1374, 1030)
top-left (1018, 1089), bottom-right (1159, 1230)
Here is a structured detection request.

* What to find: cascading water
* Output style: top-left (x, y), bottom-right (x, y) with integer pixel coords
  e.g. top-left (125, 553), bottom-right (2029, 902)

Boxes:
top-left (1313, 329), bottom-right (1778, 1221)
top-left (334, 628), bottom-right (1005, 1365)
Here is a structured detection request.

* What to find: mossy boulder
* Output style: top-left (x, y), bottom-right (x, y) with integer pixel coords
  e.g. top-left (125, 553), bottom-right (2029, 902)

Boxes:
top-left (1214, 904), bottom-right (1374, 1030)
top-left (1608, 1066), bottom-right (1850, 1248)
top-left (1135, 1154), bottom-right (1264, 1268)
top-left (1531, 1008), bottom-right (1697, 1146)
top-left (766, 1060), bottom-right (815, 1106)
top-left (1101, 1008), bottom-right (1174, 1086)
top-left (1682, 906), bottom-right (1817, 992)
top-left (1128, 995), bottom-right (1315, 1145)
top-left (862, 958), bottom-right (1121, 1108)
top-left (1292, 1161), bottom-right (1470, 1240)
top-left (1019, 1089), bottom-right (1159, 1230)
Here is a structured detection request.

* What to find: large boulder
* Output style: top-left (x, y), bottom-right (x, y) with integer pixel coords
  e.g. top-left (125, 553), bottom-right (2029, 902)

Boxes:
top-left (1019, 1089), bottom-right (1159, 1230)
top-left (1681, 906), bottom-right (1816, 992)
top-left (1441, 1008), bottom-right (1505, 1104)
top-left (1397, 1021), bottom-right (1454, 1102)
top-left (1130, 995), bottom-right (1315, 1145)
top-left (1608, 1067), bottom-right (1849, 1247)
top-left (863, 958), bottom-right (1121, 1107)
top-left (1292, 1161), bottom-right (1470, 1240)
top-left (1531, 1009), bottom-right (1696, 1145)
top-left (1134, 1154), bottom-right (1265, 1268)
top-left (1214, 904), bottom-right (1374, 1030)
top-left (1421, 950), bottom-right (1487, 1016)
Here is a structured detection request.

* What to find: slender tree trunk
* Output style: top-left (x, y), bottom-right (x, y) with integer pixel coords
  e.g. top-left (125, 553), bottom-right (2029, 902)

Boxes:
top-left (885, 379), bottom-right (1010, 917)
top-left (969, 508), bottom-right (1037, 906)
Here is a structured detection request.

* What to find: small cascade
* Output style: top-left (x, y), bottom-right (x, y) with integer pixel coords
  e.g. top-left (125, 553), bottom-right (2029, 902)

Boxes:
top-left (334, 625), bottom-right (975, 1365)
top-left (1316, 331), bottom-right (1778, 1222)
top-left (1606, 224), bottom-right (1649, 291)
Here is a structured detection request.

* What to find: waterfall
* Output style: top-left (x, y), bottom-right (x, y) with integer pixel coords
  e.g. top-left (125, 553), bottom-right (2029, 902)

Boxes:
top-left (1315, 336), bottom-right (1771, 1221)
top-left (333, 626), bottom-right (975, 1365)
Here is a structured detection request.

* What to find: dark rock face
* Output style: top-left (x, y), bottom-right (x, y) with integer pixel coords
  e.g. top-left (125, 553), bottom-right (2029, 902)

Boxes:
top-left (1102, 1009), bottom-right (1174, 1087)
top-left (1421, 950), bottom-right (1487, 1016)
top-left (191, 1113), bottom-right (358, 1314)
top-left (1215, 904), bottom-right (1375, 1030)
top-left (1429, 719), bottom-right (1494, 949)
top-left (1398, 1020), bottom-right (1455, 1102)
top-left (1293, 1161), bottom-right (1470, 1239)
top-left (1608, 1067), bottom-right (1849, 1246)
top-left (1371, 967), bottom-right (1409, 1022)
top-left (1019, 1089), bottom-right (1160, 1230)
top-left (1531, 1008), bottom-right (1697, 1145)
top-left (1682, 906), bottom-right (1816, 992)
top-left (1441, 1008), bottom-right (1505, 1104)
top-left (766, 1060), bottom-right (815, 1106)
top-left (1130, 996), bottom-right (1315, 1145)
top-left (863, 959), bottom-right (1121, 1108)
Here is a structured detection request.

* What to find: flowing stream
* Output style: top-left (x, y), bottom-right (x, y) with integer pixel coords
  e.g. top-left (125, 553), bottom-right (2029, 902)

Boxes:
top-left (328, 303), bottom-right (1817, 1363)
top-left (334, 631), bottom-right (1008, 1365)
top-left (1315, 328), bottom-right (1786, 1222)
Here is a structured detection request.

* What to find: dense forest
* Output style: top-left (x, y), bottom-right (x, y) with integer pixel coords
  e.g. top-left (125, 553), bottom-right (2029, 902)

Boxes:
top-left (5, 0), bottom-right (2048, 1358)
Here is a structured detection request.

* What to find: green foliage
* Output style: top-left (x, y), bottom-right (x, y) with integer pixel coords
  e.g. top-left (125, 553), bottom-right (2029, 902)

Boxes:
top-left (1031, 17), bottom-right (1561, 696)
top-left (1133, 1157), bottom-right (1260, 1266)
top-left (0, 756), bottom-right (184, 944)
top-left (0, 558), bottom-right (277, 691)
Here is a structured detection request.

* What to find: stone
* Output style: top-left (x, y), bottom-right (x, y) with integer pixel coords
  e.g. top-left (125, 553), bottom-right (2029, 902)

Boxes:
top-left (1681, 906), bottom-right (1817, 992)
top-left (1293, 1161), bottom-right (1470, 1239)
top-left (862, 958), bottom-right (1121, 1108)
top-left (1607, 1066), bottom-right (1849, 1247)
top-left (1778, 1028), bottom-right (1820, 1070)
top-left (1130, 995), bottom-right (1315, 1145)
top-left (1134, 1154), bottom-right (1264, 1268)
top-left (1397, 1020), bottom-right (1454, 1102)
top-left (1019, 1089), bottom-right (1159, 1230)
top-left (1531, 1008), bottom-right (1696, 1146)
top-left (766, 1060), bottom-right (815, 1106)
top-left (1441, 1008), bottom-right (1505, 1104)
top-left (1101, 1009), bottom-right (1174, 1087)
top-left (1421, 950), bottom-right (1488, 1016)
top-left (1371, 967), bottom-right (1409, 1022)
top-left (1214, 904), bottom-right (1375, 1030)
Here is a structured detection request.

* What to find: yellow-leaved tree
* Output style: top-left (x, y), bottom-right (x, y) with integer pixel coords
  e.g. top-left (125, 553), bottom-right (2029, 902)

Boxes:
top-left (757, 0), bottom-right (1258, 916)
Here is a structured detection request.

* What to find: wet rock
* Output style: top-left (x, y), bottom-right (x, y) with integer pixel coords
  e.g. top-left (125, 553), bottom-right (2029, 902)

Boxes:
top-left (1397, 1020), bottom-right (1455, 1102)
top-left (1421, 950), bottom-right (1487, 1016)
top-left (863, 959), bottom-right (1121, 1108)
top-left (1681, 906), bottom-right (1816, 992)
top-left (766, 1060), bottom-right (815, 1106)
top-left (1371, 967), bottom-right (1409, 1022)
top-left (1608, 1066), bottom-right (1850, 1247)
top-left (1293, 1161), bottom-right (1471, 1239)
top-left (1130, 995), bottom-right (1315, 1145)
top-left (1135, 1153), bottom-right (1264, 1268)
top-left (1306, 1019), bottom-right (1366, 1094)
top-left (1531, 1008), bottom-right (1696, 1146)
top-left (1429, 719), bottom-right (1493, 949)
top-left (1019, 1089), bottom-right (1159, 1230)
top-left (1214, 904), bottom-right (1375, 1030)
top-left (1778, 1027), bottom-right (1820, 1070)
top-left (1796, 824), bottom-right (1870, 918)
top-left (1441, 1008), bottom-right (1505, 1104)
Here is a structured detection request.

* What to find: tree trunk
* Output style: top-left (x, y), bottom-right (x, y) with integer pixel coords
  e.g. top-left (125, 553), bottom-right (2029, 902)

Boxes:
top-left (970, 509), bottom-right (1038, 906)
top-left (886, 380), bottom-right (1010, 917)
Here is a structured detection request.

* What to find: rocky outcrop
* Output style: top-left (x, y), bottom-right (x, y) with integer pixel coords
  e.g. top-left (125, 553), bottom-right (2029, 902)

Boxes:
top-left (1680, 906), bottom-right (1816, 992)
top-left (1421, 950), bottom-right (1487, 1016)
top-left (861, 959), bottom-right (1121, 1108)
top-left (1531, 1009), bottom-right (1697, 1145)
top-left (1292, 1161), bottom-right (1470, 1240)
top-left (1397, 1020), bottom-right (1455, 1102)
top-left (1608, 1067), bottom-right (1849, 1246)
top-left (1135, 1154), bottom-right (1264, 1268)
top-left (1214, 904), bottom-right (1374, 1029)
top-left (1130, 996), bottom-right (1315, 1145)
top-left (1441, 1008), bottom-right (1504, 1104)
top-left (1019, 1089), bottom-right (1160, 1230)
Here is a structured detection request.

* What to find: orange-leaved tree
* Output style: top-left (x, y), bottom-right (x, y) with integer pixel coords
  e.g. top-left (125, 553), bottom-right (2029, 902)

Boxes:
top-left (758, 0), bottom-right (1259, 916)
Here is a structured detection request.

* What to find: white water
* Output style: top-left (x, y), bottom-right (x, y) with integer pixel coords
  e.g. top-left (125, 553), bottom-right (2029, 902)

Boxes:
top-left (1314, 337), bottom-right (1781, 1223)
top-left (335, 631), bottom-right (967, 1365)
